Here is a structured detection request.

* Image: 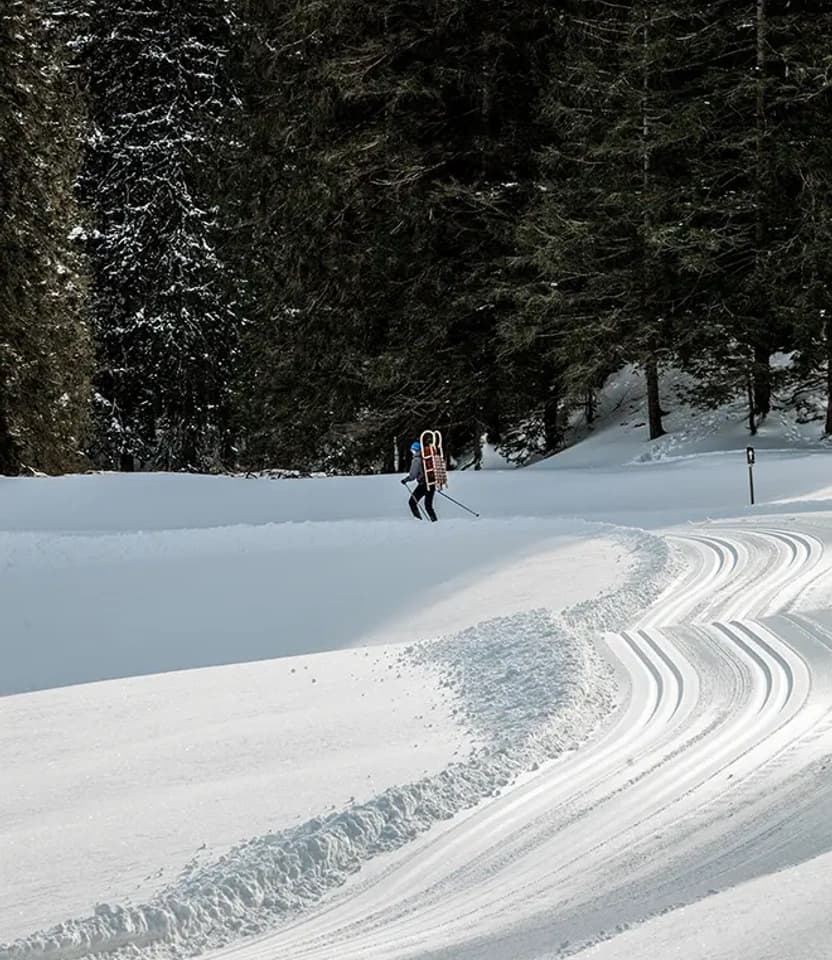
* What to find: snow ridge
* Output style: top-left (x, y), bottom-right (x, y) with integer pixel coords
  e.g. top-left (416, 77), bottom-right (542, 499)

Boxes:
top-left (0, 526), bottom-right (676, 960)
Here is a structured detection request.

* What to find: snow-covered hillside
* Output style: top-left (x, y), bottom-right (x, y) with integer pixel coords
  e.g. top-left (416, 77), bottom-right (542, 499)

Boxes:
top-left (3, 371), bottom-right (832, 960)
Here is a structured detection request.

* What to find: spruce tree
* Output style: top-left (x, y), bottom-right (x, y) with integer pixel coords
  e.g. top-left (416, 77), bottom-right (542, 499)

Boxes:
top-left (674, 1), bottom-right (825, 432)
top-left (233, 0), bottom-right (556, 472)
top-left (80, 0), bottom-right (239, 471)
top-left (0, 0), bottom-right (92, 475)
top-left (514, 3), bottom-right (714, 445)
top-left (767, 5), bottom-right (832, 432)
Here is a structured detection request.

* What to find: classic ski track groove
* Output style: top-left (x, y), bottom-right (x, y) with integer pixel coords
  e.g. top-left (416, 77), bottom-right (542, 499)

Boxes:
top-left (202, 520), bottom-right (832, 960)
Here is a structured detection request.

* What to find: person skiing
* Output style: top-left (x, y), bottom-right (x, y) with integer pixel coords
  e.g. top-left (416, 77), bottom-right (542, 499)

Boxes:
top-left (402, 440), bottom-right (438, 521)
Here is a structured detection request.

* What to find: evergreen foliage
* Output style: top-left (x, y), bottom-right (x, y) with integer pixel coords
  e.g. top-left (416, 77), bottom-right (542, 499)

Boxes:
top-left (232, 0), bottom-right (556, 472)
top-left (514, 6), bottom-right (734, 442)
top-left (3, 1), bottom-right (832, 473)
top-left (672, 0), bottom-right (820, 431)
top-left (79, 0), bottom-right (239, 471)
top-left (0, 0), bottom-right (92, 475)
top-left (766, 2), bottom-right (832, 431)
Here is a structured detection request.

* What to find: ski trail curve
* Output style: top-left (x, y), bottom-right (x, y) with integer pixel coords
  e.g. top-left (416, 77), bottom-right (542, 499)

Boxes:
top-left (7, 518), bottom-right (832, 960)
top-left (194, 518), bottom-right (832, 960)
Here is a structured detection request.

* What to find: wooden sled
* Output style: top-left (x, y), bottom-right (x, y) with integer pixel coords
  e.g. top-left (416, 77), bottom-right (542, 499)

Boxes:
top-left (420, 430), bottom-right (448, 491)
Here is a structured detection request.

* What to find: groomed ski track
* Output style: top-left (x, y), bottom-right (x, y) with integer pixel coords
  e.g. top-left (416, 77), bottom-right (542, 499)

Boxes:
top-left (205, 517), bottom-right (832, 960)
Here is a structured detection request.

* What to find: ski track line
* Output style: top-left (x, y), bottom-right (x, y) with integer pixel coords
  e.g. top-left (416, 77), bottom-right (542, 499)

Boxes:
top-left (8, 519), bottom-right (832, 960)
top-left (186, 521), bottom-right (832, 960)
top-left (209, 631), bottom-right (688, 960)
top-left (233, 528), bottom-right (828, 960)
top-left (241, 633), bottom-right (666, 949)
top-left (264, 621), bottom-right (808, 960)
top-left (566, 615), bottom-right (832, 953)
top-left (0, 526), bottom-right (671, 960)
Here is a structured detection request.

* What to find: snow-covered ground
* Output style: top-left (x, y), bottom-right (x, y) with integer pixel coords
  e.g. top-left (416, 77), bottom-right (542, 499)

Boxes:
top-left (4, 368), bottom-right (832, 960)
top-left (577, 846), bottom-right (832, 960)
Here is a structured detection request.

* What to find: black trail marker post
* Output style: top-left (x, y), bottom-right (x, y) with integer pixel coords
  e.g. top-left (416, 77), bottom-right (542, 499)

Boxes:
top-left (746, 446), bottom-right (756, 505)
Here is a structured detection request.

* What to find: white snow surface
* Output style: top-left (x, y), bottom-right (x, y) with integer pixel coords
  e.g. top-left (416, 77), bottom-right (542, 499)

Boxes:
top-left (1, 503), bottom-right (664, 953)
top-left (574, 847), bottom-right (832, 960)
top-left (0, 517), bottom-right (638, 697)
top-left (2, 645), bottom-right (476, 936)
top-left (4, 367), bottom-right (832, 960)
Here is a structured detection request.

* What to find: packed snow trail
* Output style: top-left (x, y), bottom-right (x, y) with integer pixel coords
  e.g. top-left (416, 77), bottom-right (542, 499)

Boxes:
top-left (192, 517), bottom-right (832, 960)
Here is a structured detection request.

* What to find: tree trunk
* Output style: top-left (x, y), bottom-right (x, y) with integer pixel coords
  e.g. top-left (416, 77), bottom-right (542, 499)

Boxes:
top-left (825, 317), bottom-right (832, 436)
top-left (641, 11), bottom-right (664, 441)
top-left (752, 0), bottom-right (769, 421)
top-left (473, 429), bottom-right (483, 470)
top-left (747, 377), bottom-right (757, 436)
top-left (645, 356), bottom-right (665, 440)
top-left (0, 405), bottom-right (20, 475)
top-left (396, 435), bottom-right (411, 471)
top-left (483, 361), bottom-right (501, 447)
top-left (382, 436), bottom-right (397, 474)
top-left (752, 341), bottom-right (771, 418)
top-left (543, 383), bottom-right (561, 451)
top-left (585, 390), bottom-right (596, 425)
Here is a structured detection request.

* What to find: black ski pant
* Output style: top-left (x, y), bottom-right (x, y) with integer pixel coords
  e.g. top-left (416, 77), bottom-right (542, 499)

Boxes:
top-left (409, 482), bottom-right (438, 522)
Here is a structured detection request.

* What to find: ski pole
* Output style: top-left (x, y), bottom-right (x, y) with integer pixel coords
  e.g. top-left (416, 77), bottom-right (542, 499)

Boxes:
top-left (438, 490), bottom-right (480, 517)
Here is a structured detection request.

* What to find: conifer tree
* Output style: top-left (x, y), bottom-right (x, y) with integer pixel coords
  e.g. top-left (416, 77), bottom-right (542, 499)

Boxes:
top-left (673, 2), bottom-right (829, 432)
top-left (764, 5), bottom-right (832, 431)
top-left (0, 0), bottom-right (92, 475)
top-left (80, 0), bottom-right (239, 471)
top-left (233, 0), bottom-right (555, 472)
top-left (514, 3), bottom-right (718, 445)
